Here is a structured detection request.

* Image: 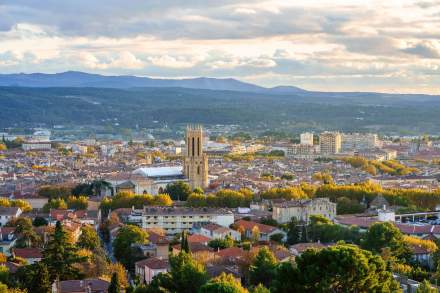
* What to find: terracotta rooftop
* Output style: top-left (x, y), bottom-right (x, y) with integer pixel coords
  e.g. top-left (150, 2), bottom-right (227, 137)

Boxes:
top-left (135, 257), bottom-right (169, 270)
top-left (234, 219), bottom-right (278, 234)
top-left (13, 248), bottom-right (43, 259)
top-left (188, 234), bottom-right (211, 244)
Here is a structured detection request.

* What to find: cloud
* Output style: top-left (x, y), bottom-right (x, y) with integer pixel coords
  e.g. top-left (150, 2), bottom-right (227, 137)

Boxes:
top-left (1, 1), bottom-right (440, 93)
top-left (403, 41), bottom-right (440, 59)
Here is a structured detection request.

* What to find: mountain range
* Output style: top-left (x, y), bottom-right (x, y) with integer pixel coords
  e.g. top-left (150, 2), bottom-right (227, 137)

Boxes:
top-left (0, 71), bottom-right (305, 94)
top-left (1, 71), bottom-right (440, 134)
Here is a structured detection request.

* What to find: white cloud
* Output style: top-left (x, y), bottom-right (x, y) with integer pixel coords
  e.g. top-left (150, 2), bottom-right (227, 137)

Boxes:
top-left (1, 1), bottom-right (440, 93)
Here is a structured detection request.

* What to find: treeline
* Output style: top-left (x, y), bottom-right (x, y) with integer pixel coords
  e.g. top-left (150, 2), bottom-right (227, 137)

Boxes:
top-left (342, 156), bottom-right (418, 176)
top-left (0, 198), bottom-right (32, 212)
top-left (100, 192), bottom-right (172, 215)
top-left (315, 181), bottom-right (440, 210)
top-left (186, 188), bottom-right (253, 208)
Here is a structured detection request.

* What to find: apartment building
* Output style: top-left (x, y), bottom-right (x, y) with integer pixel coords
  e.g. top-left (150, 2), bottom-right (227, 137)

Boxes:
top-left (319, 132), bottom-right (342, 155)
top-left (272, 198), bottom-right (336, 224)
top-left (300, 132), bottom-right (314, 146)
top-left (127, 206), bottom-right (234, 235)
top-left (341, 133), bottom-right (380, 151)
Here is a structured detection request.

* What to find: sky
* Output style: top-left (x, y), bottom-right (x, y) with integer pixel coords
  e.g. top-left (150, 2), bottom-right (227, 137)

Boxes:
top-left (1, 0), bottom-right (440, 93)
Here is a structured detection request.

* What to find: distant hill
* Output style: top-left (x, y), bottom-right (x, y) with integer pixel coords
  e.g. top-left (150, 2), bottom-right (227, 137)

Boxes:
top-left (1, 85), bottom-right (440, 134)
top-left (0, 71), bottom-right (306, 94)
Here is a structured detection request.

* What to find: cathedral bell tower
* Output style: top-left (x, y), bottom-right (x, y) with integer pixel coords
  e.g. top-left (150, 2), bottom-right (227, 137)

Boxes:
top-left (183, 125), bottom-right (208, 189)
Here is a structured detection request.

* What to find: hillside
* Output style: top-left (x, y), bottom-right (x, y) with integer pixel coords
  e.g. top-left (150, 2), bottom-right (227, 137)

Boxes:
top-left (1, 86), bottom-right (440, 134)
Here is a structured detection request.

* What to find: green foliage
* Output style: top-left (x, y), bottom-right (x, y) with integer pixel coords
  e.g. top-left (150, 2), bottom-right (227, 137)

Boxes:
top-left (43, 198), bottom-right (67, 212)
top-left (113, 225), bottom-right (148, 269)
top-left (67, 195), bottom-right (88, 210)
top-left (260, 186), bottom-right (307, 200)
top-left (336, 196), bottom-right (365, 214)
top-left (362, 222), bottom-right (412, 262)
top-left (165, 181), bottom-right (192, 201)
top-left (15, 262), bottom-right (51, 293)
top-left (109, 272), bottom-right (121, 293)
top-left (32, 216), bottom-right (48, 227)
top-left (269, 233), bottom-right (285, 243)
top-left (315, 181), bottom-right (440, 210)
top-left (249, 247), bottom-right (278, 288)
top-left (149, 251), bottom-right (208, 293)
top-left (38, 185), bottom-right (72, 199)
top-left (416, 280), bottom-right (437, 293)
top-left (43, 221), bottom-right (86, 281)
top-left (100, 192), bottom-right (173, 212)
top-left (287, 244), bottom-right (400, 292)
top-left (208, 236), bottom-right (234, 250)
top-left (78, 225), bottom-right (101, 251)
top-left (8, 217), bottom-right (41, 248)
top-left (199, 273), bottom-right (248, 293)
top-left (187, 188), bottom-right (253, 208)
top-left (181, 230), bottom-right (190, 253)
top-left (252, 284), bottom-right (270, 293)
top-left (308, 215), bottom-right (361, 244)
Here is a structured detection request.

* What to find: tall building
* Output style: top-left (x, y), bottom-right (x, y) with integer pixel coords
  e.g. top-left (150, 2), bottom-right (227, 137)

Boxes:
top-left (300, 132), bottom-right (314, 146)
top-left (183, 125), bottom-right (209, 189)
top-left (341, 133), bottom-right (380, 151)
top-left (320, 131), bottom-right (341, 155)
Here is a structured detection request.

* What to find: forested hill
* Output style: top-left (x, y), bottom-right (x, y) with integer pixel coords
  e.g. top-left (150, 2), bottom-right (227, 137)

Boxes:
top-left (1, 86), bottom-right (440, 134)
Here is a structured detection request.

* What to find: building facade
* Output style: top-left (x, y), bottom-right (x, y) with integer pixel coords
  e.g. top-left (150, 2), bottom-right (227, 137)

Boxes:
top-left (319, 132), bottom-right (342, 155)
top-left (183, 125), bottom-right (209, 189)
top-left (300, 132), bottom-right (314, 146)
top-left (127, 206), bottom-right (234, 235)
top-left (272, 198), bottom-right (336, 224)
top-left (341, 133), bottom-right (380, 151)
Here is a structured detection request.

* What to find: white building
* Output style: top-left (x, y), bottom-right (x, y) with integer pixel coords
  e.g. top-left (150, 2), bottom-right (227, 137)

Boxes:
top-left (300, 133), bottom-right (314, 146)
top-left (286, 144), bottom-right (319, 160)
top-left (195, 222), bottom-right (241, 241)
top-left (135, 257), bottom-right (169, 284)
top-left (22, 142), bottom-right (52, 151)
top-left (0, 207), bottom-right (22, 226)
top-left (319, 132), bottom-right (341, 155)
top-left (128, 206), bottom-right (234, 235)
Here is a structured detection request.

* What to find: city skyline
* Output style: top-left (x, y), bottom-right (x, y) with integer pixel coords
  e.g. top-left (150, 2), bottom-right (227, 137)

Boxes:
top-left (1, 1), bottom-right (440, 94)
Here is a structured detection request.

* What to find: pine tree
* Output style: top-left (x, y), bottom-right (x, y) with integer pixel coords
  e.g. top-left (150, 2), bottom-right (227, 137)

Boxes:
top-left (43, 221), bottom-right (86, 281)
top-left (108, 272), bottom-right (121, 293)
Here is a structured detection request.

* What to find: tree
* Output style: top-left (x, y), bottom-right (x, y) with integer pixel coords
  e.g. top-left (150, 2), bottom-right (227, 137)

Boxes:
top-left (251, 226), bottom-right (260, 243)
top-left (43, 221), bottom-right (86, 281)
top-left (67, 195), bottom-right (88, 210)
top-left (149, 252), bottom-right (208, 293)
top-left (362, 222), bottom-right (412, 262)
top-left (416, 280), bottom-right (437, 293)
top-left (108, 272), bottom-right (121, 293)
top-left (90, 180), bottom-right (112, 197)
top-left (113, 225), bottom-right (148, 269)
top-left (43, 198), bottom-right (67, 212)
top-left (153, 194), bottom-right (173, 206)
top-left (78, 225), bottom-right (101, 251)
top-left (208, 236), bottom-right (234, 250)
top-left (249, 247), bottom-right (278, 287)
top-left (165, 181), bottom-right (192, 201)
top-left (33, 216), bottom-right (48, 227)
top-left (199, 273), bottom-right (248, 293)
top-left (15, 262), bottom-right (51, 293)
top-left (108, 262), bottom-right (128, 289)
top-left (181, 230), bottom-right (189, 253)
top-left (252, 284), bottom-right (270, 293)
top-left (292, 244), bottom-right (400, 292)
top-left (8, 217), bottom-right (41, 248)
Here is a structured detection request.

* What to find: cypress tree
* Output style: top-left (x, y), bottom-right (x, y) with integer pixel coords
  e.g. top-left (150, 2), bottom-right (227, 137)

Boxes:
top-left (108, 272), bottom-right (121, 293)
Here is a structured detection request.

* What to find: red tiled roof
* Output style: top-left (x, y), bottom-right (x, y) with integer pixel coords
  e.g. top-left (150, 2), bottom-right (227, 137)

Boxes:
top-left (13, 248), bottom-right (43, 259)
top-left (234, 220), bottom-right (278, 234)
top-left (188, 234), bottom-right (211, 244)
top-left (216, 247), bottom-right (245, 259)
top-left (135, 257), bottom-right (169, 270)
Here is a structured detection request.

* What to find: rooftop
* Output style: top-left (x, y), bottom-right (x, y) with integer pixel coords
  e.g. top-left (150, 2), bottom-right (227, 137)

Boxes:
top-left (133, 166), bottom-right (183, 178)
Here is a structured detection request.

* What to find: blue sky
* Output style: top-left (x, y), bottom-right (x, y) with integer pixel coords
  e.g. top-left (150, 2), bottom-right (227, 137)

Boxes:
top-left (1, 0), bottom-right (440, 93)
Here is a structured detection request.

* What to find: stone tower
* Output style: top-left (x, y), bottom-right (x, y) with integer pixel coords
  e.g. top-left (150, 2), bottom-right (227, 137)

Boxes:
top-left (183, 125), bottom-right (208, 189)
